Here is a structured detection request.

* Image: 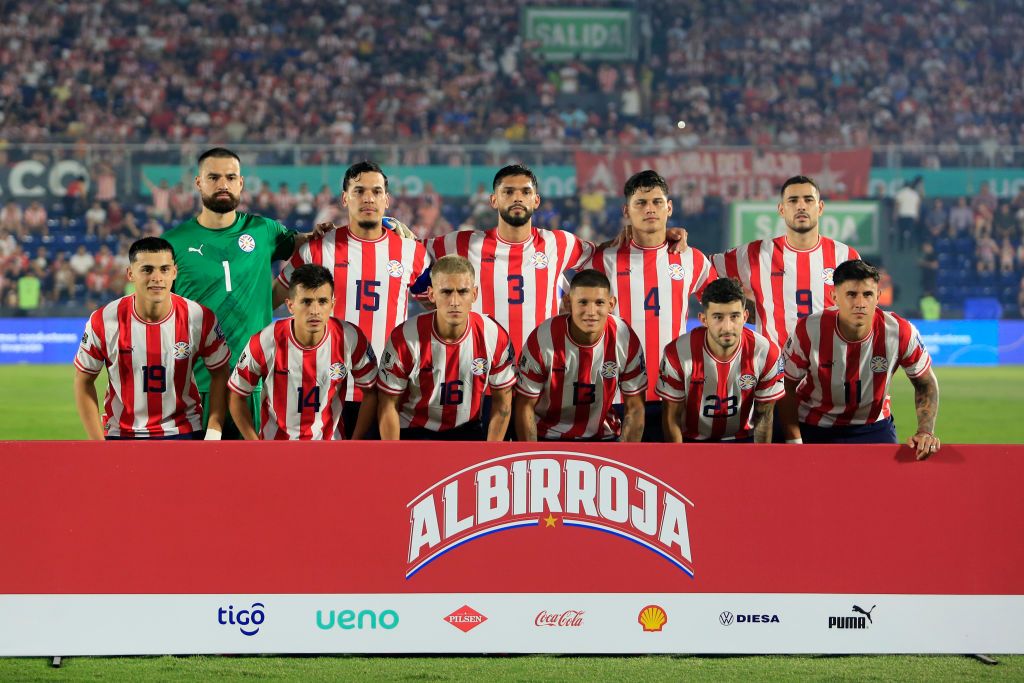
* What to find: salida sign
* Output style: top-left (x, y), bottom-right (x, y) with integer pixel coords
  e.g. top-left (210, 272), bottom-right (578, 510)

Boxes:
top-left (405, 452), bottom-right (696, 579)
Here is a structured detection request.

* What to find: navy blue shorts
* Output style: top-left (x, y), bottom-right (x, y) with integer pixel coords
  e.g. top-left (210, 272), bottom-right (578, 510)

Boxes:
top-left (799, 416), bottom-right (898, 444)
top-left (612, 401), bottom-right (664, 443)
top-left (401, 420), bottom-right (485, 441)
top-left (342, 400), bottom-right (380, 440)
top-left (105, 431), bottom-right (204, 441)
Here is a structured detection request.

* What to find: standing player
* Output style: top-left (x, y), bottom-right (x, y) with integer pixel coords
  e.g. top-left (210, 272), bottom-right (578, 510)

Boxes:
top-left (272, 161), bottom-right (429, 436)
top-left (712, 175), bottom-right (860, 350)
top-left (779, 260), bottom-right (941, 458)
top-left (227, 265), bottom-right (378, 440)
top-left (516, 269), bottom-right (647, 442)
top-left (425, 164), bottom-right (594, 356)
top-left (583, 170), bottom-right (716, 442)
top-left (73, 237), bottom-right (230, 440)
top-left (377, 256), bottom-right (516, 441)
top-left (165, 148), bottom-right (305, 438)
top-left (657, 277), bottom-right (784, 443)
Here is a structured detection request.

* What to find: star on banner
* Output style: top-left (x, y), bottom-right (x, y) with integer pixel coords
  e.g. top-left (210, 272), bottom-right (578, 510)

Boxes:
top-left (542, 513), bottom-right (558, 528)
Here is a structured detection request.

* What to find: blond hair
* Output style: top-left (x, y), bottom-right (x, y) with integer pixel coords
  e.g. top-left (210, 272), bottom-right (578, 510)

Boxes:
top-left (431, 254), bottom-right (476, 280)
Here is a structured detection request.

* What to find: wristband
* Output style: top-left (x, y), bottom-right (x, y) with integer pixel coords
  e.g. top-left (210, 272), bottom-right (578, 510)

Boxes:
top-left (204, 428), bottom-right (222, 441)
top-left (785, 438), bottom-right (803, 444)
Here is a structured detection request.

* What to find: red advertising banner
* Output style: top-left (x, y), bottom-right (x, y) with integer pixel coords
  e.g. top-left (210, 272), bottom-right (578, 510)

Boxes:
top-left (0, 442), bottom-right (1021, 596)
top-left (575, 148), bottom-right (873, 199)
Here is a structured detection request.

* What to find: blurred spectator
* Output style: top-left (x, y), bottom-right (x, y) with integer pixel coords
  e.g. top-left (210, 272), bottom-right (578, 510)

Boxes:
top-left (49, 254), bottom-right (76, 303)
top-left (22, 201), bottom-right (48, 239)
top-left (170, 183), bottom-right (196, 221)
top-left (69, 245), bottom-right (95, 278)
top-left (85, 201), bottom-right (107, 237)
top-left (142, 217), bottom-right (164, 237)
top-left (121, 211), bottom-right (142, 239)
top-left (894, 178), bottom-right (922, 248)
top-left (923, 199), bottom-right (948, 241)
top-left (993, 203), bottom-right (1016, 239)
top-left (273, 183), bottom-right (297, 219)
top-left (64, 175), bottom-right (86, 216)
top-left (468, 183), bottom-right (491, 227)
top-left (999, 237), bottom-right (1016, 274)
top-left (103, 201), bottom-right (125, 240)
top-left (919, 242), bottom-right (939, 293)
top-left (294, 182), bottom-right (316, 221)
top-left (92, 162), bottom-right (117, 206)
top-left (972, 182), bottom-right (999, 217)
top-left (975, 228), bottom-right (999, 274)
top-left (0, 202), bottom-right (22, 233)
top-left (143, 177), bottom-right (173, 222)
top-left (949, 197), bottom-right (974, 235)
top-left (919, 291), bottom-right (941, 321)
top-left (17, 266), bottom-right (42, 315)
top-left (579, 182), bottom-right (607, 229)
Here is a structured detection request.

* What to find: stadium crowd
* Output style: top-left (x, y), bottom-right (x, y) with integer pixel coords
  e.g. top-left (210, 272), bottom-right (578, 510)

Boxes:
top-left (0, 0), bottom-right (1022, 160)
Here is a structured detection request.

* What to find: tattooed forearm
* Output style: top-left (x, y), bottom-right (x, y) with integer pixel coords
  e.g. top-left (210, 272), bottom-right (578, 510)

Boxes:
top-left (752, 401), bottom-right (775, 443)
top-left (909, 369), bottom-right (940, 434)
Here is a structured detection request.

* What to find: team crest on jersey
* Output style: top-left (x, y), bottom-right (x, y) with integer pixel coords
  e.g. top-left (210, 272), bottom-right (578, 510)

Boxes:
top-left (667, 263), bottom-right (686, 281)
top-left (80, 332), bottom-right (89, 347)
top-left (172, 341), bottom-right (191, 360)
top-left (870, 355), bottom-right (888, 372)
top-left (531, 252), bottom-right (549, 269)
top-left (382, 350), bottom-right (395, 370)
top-left (329, 362), bottom-right (348, 381)
top-left (821, 267), bottom-right (835, 285)
top-left (778, 356), bottom-right (787, 374)
top-left (386, 259), bottom-right (405, 278)
top-left (213, 323), bottom-right (225, 341)
top-left (365, 346), bottom-right (377, 364)
top-left (600, 361), bottom-right (618, 379)
top-left (238, 234), bottom-right (256, 253)
top-left (471, 357), bottom-right (489, 376)
top-left (738, 373), bottom-right (757, 390)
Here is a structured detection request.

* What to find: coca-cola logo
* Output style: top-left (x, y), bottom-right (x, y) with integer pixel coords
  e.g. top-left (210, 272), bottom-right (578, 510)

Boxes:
top-left (535, 610), bottom-right (585, 627)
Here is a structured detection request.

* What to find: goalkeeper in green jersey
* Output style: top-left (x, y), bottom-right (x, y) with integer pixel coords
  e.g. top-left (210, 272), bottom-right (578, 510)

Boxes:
top-left (164, 147), bottom-right (322, 439)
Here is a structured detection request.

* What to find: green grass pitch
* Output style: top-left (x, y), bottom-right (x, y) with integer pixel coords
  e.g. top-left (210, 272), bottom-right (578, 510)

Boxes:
top-left (1, 364), bottom-right (1020, 678)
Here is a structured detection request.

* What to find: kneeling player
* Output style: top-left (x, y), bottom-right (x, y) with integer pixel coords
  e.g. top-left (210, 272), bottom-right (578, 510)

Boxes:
top-left (377, 255), bottom-right (516, 441)
top-left (516, 269), bottom-right (647, 441)
top-left (228, 264), bottom-right (378, 440)
top-left (74, 237), bottom-right (230, 440)
top-left (778, 259), bottom-right (941, 458)
top-left (657, 277), bottom-right (784, 443)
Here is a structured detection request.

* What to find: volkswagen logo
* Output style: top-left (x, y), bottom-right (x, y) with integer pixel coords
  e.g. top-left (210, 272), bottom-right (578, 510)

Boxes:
top-left (719, 611), bottom-right (734, 626)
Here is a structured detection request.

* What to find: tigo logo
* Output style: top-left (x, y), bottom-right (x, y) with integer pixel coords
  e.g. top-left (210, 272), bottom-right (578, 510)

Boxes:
top-left (316, 609), bottom-right (399, 630)
top-left (445, 605), bottom-right (487, 633)
top-left (638, 605), bottom-right (667, 632)
top-left (218, 602), bottom-right (265, 636)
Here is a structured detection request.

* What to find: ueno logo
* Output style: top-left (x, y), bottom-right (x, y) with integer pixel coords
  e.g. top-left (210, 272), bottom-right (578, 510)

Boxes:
top-left (317, 609), bottom-right (399, 630)
top-left (535, 610), bottom-right (584, 627)
top-left (405, 452), bottom-right (695, 578)
top-left (218, 602), bottom-right (265, 636)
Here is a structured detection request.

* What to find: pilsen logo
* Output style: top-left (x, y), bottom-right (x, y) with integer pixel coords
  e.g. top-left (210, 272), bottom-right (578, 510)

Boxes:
top-left (405, 452), bottom-right (695, 579)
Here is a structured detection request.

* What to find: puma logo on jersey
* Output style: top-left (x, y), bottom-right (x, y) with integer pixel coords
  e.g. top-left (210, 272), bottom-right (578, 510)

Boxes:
top-left (188, 245), bottom-right (205, 255)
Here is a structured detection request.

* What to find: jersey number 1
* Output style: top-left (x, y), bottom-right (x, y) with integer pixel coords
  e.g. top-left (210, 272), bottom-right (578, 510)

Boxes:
top-left (222, 261), bottom-right (233, 292)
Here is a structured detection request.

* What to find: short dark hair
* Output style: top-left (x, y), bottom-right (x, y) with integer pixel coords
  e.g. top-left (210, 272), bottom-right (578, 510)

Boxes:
top-left (492, 164), bottom-right (539, 191)
top-left (129, 237), bottom-right (175, 263)
top-left (289, 264), bottom-right (335, 294)
top-left (701, 277), bottom-right (746, 306)
top-left (569, 269), bottom-right (611, 292)
top-left (343, 160), bottom-right (389, 192)
top-left (832, 259), bottom-right (880, 288)
top-left (624, 170), bottom-right (669, 200)
top-left (780, 175), bottom-right (820, 199)
top-left (197, 147), bottom-right (240, 169)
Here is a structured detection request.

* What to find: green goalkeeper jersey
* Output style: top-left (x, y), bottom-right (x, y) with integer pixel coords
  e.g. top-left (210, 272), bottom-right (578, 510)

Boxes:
top-left (165, 212), bottom-right (296, 392)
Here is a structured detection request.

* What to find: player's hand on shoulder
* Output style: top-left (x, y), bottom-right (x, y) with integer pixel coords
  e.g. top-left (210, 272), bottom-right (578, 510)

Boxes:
top-left (666, 226), bottom-right (689, 254)
top-left (908, 431), bottom-right (941, 460)
top-left (383, 216), bottom-right (416, 240)
top-left (312, 221), bottom-right (338, 238)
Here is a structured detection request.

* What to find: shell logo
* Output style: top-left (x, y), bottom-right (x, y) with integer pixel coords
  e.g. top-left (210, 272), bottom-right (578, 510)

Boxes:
top-left (638, 604), bottom-right (668, 632)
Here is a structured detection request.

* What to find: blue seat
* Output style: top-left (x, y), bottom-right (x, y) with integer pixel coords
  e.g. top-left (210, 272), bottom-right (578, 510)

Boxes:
top-left (964, 297), bottom-right (1003, 319)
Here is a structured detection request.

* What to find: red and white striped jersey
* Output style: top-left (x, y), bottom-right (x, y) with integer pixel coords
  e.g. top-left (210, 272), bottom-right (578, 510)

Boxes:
top-left (277, 226), bottom-right (429, 399)
top-left (656, 327), bottom-right (784, 441)
top-left (74, 294), bottom-right (230, 438)
top-left (712, 236), bottom-right (860, 349)
top-left (783, 307), bottom-right (932, 427)
top-left (377, 311), bottom-right (517, 431)
top-left (584, 240), bottom-right (715, 401)
top-left (426, 227), bottom-right (593, 355)
top-left (517, 314), bottom-right (647, 440)
top-left (228, 317), bottom-right (378, 440)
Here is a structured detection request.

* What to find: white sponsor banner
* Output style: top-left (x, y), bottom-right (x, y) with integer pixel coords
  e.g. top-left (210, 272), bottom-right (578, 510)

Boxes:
top-left (1, 594), bottom-right (1022, 656)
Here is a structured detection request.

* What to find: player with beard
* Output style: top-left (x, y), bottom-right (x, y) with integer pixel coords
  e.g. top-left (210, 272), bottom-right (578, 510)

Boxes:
top-left (164, 147), bottom-right (324, 439)
top-left (711, 176), bottom-right (861, 351)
